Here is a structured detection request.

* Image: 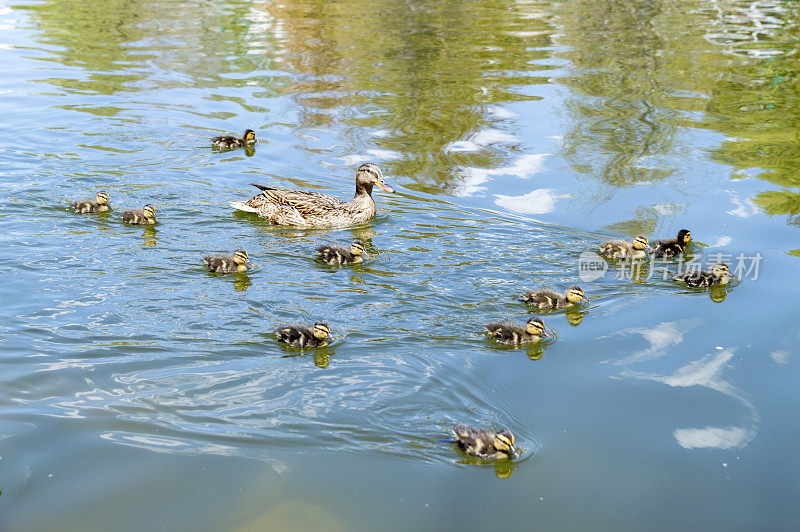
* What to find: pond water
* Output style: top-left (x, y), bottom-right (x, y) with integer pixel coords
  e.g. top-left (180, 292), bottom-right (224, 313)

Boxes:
top-left (1, 0), bottom-right (799, 529)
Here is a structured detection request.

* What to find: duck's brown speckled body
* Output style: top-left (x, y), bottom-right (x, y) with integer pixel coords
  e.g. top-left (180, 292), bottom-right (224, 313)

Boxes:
top-left (71, 191), bottom-right (110, 213)
top-left (315, 240), bottom-right (366, 265)
top-left (673, 263), bottom-right (732, 288)
top-left (212, 129), bottom-right (256, 149)
top-left (450, 425), bottom-right (520, 460)
top-left (599, 235), bottom-right (649, 259)
top-left (653, 229), bottom-right (692, 258)
top-left (203, 249), bottom-right (251, 274)
top-left (230, 163), bottom-right (394, 228)
top-left (275, 322), bottom-right (330, 348)
top-left (486, 317), bottom-right (549, 345)
top-left (122, 204), bottom-right (157, 225)
top-left (520, 285), bottom-right (588, 309)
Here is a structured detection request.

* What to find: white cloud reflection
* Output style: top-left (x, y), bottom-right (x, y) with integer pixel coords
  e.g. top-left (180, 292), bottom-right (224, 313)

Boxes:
top-left (494, 188), bottom-right (569, 215)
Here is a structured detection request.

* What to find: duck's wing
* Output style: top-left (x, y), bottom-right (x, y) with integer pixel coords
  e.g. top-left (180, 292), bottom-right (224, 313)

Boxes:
top-left (249, 184), bottom-right (343, 216)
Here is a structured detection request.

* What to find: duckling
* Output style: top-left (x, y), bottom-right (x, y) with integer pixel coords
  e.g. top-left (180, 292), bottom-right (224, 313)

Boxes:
top-left (71, 191), bottom-right (110, 213)
top-left (486, 317), bottom-right (549, 345)
top-left (450, 425), bottom-right (520, 460)
top-left (275, 322), bottom-right (330, 348)
top-left (673, 263), bottom-right (732, 287)
top-left (599, 235), bottom-right (649, 259)
top-left (203, 249), bottom-right (251, 273)
top-left (212, 129), bottom-right (256, 149)
top-left (315, 240), bottom-right (367, 265)
top-left (519, 285), bottom-right (588, 309)
top-left (122, 204), bottom-right (157, 225)
top-left (653, 229), bottom-right (692, 258)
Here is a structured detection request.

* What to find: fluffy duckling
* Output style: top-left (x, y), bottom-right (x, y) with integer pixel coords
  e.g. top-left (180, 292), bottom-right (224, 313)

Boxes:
top-left (599, 235), bottom-right (649, 259)
top-left (122, 204), bottom-right (157, 225)
top-left (212, 129), bottom-right (256, 149)
top-left (71, 191), bottom-right (110, 213)
top-left (653, 229), bottom-right (692, 258)
top-left (203, 249), bottom-right (251, 274)
top-left (673, 263), bottom-right (732, 287)
top-left (450, 425), bottom-right (520, 460)
top-left (486, 317), bottom-right (549, 345)
top-left (315, 240), bottom-right (367, 265)
top-left (275, 322), bottom-right (330, 348)
top-left (520, 285), bottom-right (588, 309)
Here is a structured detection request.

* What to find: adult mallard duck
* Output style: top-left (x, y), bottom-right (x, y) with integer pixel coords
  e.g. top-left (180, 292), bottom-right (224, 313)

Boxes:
top-left (275, 322), bottom-right (330, 348)
top-left (315, 240), bottom-right (367, 265)
top-left (653, 229), bottom-right (691, 258)
top-left (212, 129), bottom-right (256, 149)
top-left (520, 285), bottom-right (588, 309)
top-left (71, 191), bottom-right (110, 213)
top-left (449, 425), bottom-right (520, 460)
top-left (230, 163), bottom-right (395, 227)
top-left (486, 317), bottom-right (549, 345)
top-left (673, 263), bottom-right (732, 287)
top-left (599, 235), bottom-right (649, 260)
top-left (122, 204), bottom-right (157, 225)
top-left (203, 249), bottom-right (252, 273)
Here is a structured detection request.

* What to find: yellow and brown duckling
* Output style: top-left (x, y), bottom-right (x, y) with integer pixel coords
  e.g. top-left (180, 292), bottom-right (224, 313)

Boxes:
top-left (486, 317), bottom-right (549, 345)
top-left (599, 235), bottom-right (649, 260)
top-left (520, 285), bottom-right (588, 309)
top-left (122, 204), bottom-right (157, 225)
top-left (653, 229), bottom-right (692, 258)
top-left (230, 162), bottom-right (395, 227)
top-left (315, 240), bottom-right (367, 265)
top-left (211, 129), bottom-right (256, 149)
top-left (71, 191), bottom-right (110, 213)
top-left (450, 425), bottom-right (520, 460)
top-left (203, 249), bottom-right (251, 274)
top-left (275, 322), bottom-right (331, 348)
top-left (673, 262), bottom-right (732, 287)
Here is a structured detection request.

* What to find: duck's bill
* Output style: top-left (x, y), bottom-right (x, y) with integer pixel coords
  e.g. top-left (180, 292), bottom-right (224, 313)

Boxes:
top-left (377, 179), bottom-right (395, 193)
top-left (582, 297), bottom-right (590, 303)
top-left (510, 447), bottom-right (521, 458)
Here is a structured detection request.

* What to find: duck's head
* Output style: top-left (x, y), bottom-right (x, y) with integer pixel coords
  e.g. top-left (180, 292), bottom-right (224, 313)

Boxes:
top-left (356, 163), bottom-right (395, 194)
top-left (243, 129), bottom-right (256, 144)
top-left (312, 322), bottom-right (330, 340)
top-left (711, 262), bottom-right (731, 281)
top-left (526, 317), bottom-right (549, 337)
top-left (632, 235), bottom-right (649, 251)
top-left (143, 204), bottom-right (156, 220)
top-left (494, 429), bottom-right (520, 459)
top-left (233, 249), bottom-right (252, 266)
top-left (566, 285), bottom-right (589, 304)
top-left (350, 240), bottom-right (367, 256)
top-left (677, 229), bottom-right (691, 244)
top-left (96, 191), bottom-right (110, 205)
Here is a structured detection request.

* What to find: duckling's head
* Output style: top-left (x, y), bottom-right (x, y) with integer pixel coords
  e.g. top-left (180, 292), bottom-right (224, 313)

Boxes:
top-left (566, 285), bottom-right (589, 304)
top-left (494, 429), bottom-right (520, 459)
top-left (312, 322), bottom-right (330, 340)
top-left (96, 191), bottom-right (110, 205)
top-left (233, 249), bottom-right (251, 266)
top-left (632, 235), bottom-right (649, 250)
top-left (350, 240), bottom-right (367, 256)
top-left (243, 129), bottom-right (256, 143)
top-left (711, 262), bottom-right (731, 279)
top-left (677, 229), bottom-right (691, 244)
top-left (356, 163), bottom-right (395, 194)
top-left (525, 318), bottom-right (548, 337)
top-left (143, 204), bottom-right (156, 220)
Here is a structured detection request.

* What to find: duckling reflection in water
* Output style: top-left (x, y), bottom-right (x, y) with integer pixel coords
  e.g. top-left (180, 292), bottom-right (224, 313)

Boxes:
top-left (520, 285), bottom-right (588, 309)
top-left (673, 263), bottom-right (732, 287)
top-left (275, 322), bottom-right (330, 348)
top-left (122, 204), bottom-right (157, 225)
top-left (315, 240), bottom-right (367, 265)
top-left (486, 317), bottom-right (549, 345)
top-left (599, 235), bottom-right (649, 260)
top-left (653, 229), bottom-right (691, 258)
top-left (212, 129), bottom-right (256, 150)
top-left (71, 191), bottom-right (110, 213)
top-left (203, 249), bottom-right (252, 274)
top-left (448, 425), bottom-right (520, 460)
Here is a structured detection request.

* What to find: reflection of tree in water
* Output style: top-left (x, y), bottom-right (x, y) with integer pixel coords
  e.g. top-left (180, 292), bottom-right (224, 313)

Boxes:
top-left (266, 0), bottom-right (557, 192)
top-left (558, 0), bottom-right (676, 187)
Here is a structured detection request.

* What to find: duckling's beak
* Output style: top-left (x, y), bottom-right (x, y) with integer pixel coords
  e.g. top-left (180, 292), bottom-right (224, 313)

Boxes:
top-left (510, 447), bottom-right (521, 459)
top-left (541, 330), bottom-right (551, 338)
top-left (377, 178), bottom-right (395, 193)
top-left (582, 297), bottom-right (590, 303)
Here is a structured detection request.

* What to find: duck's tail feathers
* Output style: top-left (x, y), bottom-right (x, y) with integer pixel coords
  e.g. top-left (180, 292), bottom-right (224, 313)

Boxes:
top-left (249, 183), bottom-right (272, 192)
top-left (230, 201), bottom-right (258, 213)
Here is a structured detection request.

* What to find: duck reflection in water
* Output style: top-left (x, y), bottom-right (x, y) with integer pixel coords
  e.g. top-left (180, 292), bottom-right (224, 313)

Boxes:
top-left (279, 346), bottom-right (335, 368)
top-left (233, 273), bottom-right (252, 292)
top-left (142, 225), bottom-right (158, 247)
